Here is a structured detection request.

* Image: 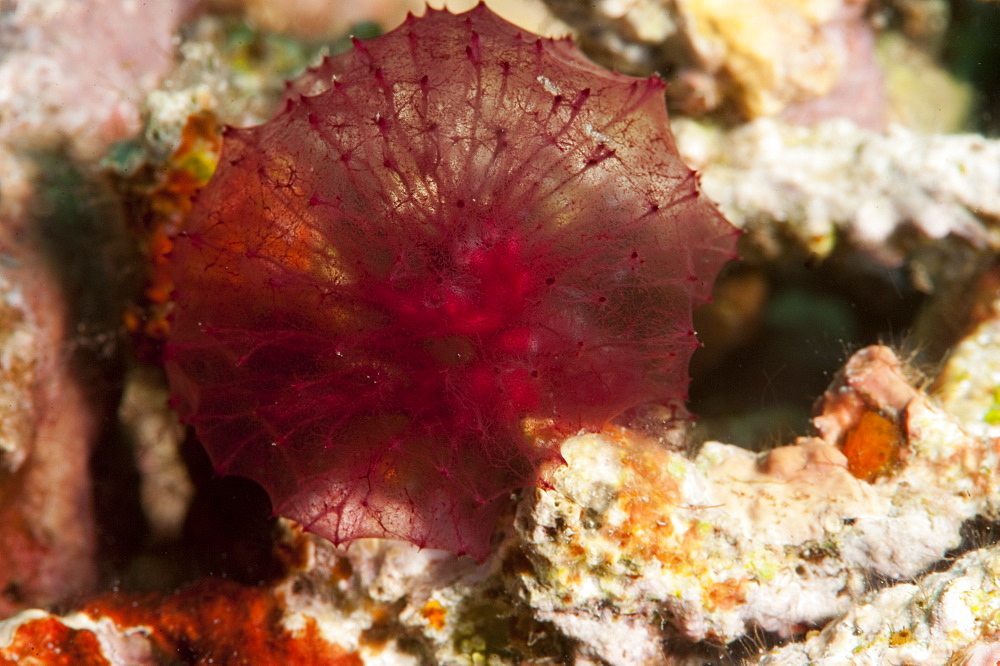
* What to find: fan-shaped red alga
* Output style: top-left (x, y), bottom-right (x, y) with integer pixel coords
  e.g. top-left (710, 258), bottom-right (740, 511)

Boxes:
top-left (165, 4), bottom-right (739, 560)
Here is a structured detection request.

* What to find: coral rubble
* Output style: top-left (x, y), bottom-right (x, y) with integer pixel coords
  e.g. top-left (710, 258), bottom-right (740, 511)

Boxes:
top-left (6, 345), bottom-right (1000, 664)
top-left (762, 544), bottom-right (1000, 665)
top-left (677, 119), bottom-right (1000, 260)
top-left (521, 346), bottom-right (1000, 652)
top-left (0, 252), bottom-right (99, 615)
top-left (0, 0), bottom-right (185, 160)
top-left (544, 0), bottom-right (886, 125)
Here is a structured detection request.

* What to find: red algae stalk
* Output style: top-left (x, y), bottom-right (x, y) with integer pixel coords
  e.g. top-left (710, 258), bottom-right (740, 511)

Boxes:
top-left (165, 5), bottom-right (738, 560)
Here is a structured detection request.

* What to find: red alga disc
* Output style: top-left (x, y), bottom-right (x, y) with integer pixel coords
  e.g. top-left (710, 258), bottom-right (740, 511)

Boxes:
top-left (166, 5), bottom-right (738, 560)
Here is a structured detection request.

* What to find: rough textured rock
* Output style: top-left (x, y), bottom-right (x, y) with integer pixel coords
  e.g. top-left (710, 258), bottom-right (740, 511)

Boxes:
top-left (0, 0), bottom-right (998, 663)
top-left (8, 344), bottom-right (1000, 663)
top-left (0, 262), bottom-right (98, 614)
top-left (518, 346), bottom-right (1000, 651)
top-left (543, 0), bottom-right (885, 125)
top-left (676, 118), bottom-right (1000, 262)
top-left (0, 0), bottom-right (186, 160)
top-left (762, 544), bottom-right (1000, 665)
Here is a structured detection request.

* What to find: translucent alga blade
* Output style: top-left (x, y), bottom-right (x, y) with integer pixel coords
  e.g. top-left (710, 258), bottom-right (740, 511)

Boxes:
top-left (165, 5), bottom-right (739, 560)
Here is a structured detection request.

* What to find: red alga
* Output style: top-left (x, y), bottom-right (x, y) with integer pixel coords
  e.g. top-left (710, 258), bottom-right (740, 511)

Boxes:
top-left (166, 5), bottom-right (738, 560)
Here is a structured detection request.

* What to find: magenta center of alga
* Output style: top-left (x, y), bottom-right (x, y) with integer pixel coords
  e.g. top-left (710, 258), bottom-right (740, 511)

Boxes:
top-left (164, 5), bottom-right (739, 560)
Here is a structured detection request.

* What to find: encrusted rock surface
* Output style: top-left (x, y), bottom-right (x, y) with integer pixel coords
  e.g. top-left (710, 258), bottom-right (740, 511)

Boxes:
top-left (117, 366), bottom-right (192, 543)
top-left (520, 346), bottom-right (1000, 652)
top-left (5, 344), bottom-right (1000, 663)
top-left (676, 118), bottom-right (1000, 262)
top-left (0, 262), bottom-right (99, 615)
top-left (762, 544), bottom-right (1000, 665)
top-left (0, 574), bottom-right (372, 665)
top-left (0, 0), bottom-right (186, 160)
top-left (935, 267), bottom-right (1000, 439)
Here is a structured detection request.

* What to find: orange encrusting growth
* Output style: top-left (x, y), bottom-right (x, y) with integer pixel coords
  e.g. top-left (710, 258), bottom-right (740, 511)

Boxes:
top-left (0, 617), bottom-right (109, 666)
top-left (841, 410), bottom-right (901, 482)
top-left (125, 112), bottom-right (223, 344)
top-left (82, 579), bottom-right (362, 665)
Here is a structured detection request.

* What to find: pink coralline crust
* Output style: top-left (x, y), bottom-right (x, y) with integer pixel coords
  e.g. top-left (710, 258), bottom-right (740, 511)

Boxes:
top-left (780, 4), bottom-right (887, 130)
top-left (812, 345), bottom-right (918, 445)
top-left (0, 261), bottom-right (98, 615)
top-left (165, 4), bottom-right (738, 560)
top-left (0, 0), bottom-right (187, 160)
